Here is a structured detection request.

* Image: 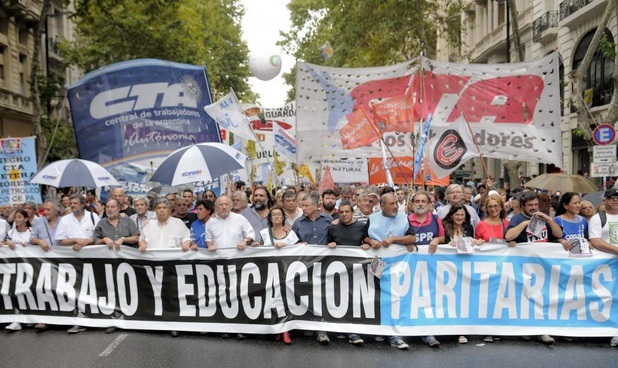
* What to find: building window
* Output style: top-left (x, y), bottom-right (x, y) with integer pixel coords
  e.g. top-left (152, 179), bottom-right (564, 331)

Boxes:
top-left (18, 27), bottom-right (28, 45)
top-left (0, 16), bottom-right (8, 35)
top-left (572, 28), bottom-right (615, 108)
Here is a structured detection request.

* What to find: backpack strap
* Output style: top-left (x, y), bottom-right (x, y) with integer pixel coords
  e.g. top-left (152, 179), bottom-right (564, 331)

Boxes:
top-left (600, 210), bottom-right (607, 228)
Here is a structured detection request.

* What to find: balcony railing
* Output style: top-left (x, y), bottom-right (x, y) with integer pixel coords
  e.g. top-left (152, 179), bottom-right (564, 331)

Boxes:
top-left (533, 11), bottom-right (559, 42)
top-left (47, 36), bottom-right (62, 56)
top-left (559, 0), bottom-right (594, 21)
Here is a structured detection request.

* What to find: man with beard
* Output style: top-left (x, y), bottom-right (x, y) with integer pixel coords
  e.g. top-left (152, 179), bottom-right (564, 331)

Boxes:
top-left (503, 190), bottom-right (561, 346)
top-left (242, 186), bottom-right (271, 243)
top-left (174, 198), bottom-right (198, 229)
top-left (231, 190), bottom-right (248, 214)
top-left (407, 191), bottom-right (443, 348)
top-left (363, 192), bottom-right (416, 350)
top-left (282, 189), bottom-right (303, 227)
top-left (320, 189), bottom-right (339, 219)
top-left (505, 191), bottom-right (562, 244)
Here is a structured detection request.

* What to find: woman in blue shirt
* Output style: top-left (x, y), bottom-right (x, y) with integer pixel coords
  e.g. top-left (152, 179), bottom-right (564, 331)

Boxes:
top-left (554, 192), bottom-right (588, 250)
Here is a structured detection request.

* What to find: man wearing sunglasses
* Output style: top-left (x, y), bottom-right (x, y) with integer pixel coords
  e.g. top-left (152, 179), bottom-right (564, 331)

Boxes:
top-left (589, 187), bottom-right (618, 347)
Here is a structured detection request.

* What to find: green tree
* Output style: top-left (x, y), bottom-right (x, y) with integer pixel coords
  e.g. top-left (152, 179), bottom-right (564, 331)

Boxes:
top-left (61, 0), bottom-right (253, 100)
top-left (280, 0), bottom-right (467, 101)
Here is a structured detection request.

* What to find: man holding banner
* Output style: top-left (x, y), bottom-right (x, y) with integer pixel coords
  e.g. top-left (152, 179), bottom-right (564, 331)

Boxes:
top-left (30, 200), bottom-right (63, 251)
top-left (54, 194), bottom-right (100, 334)
top-left (363, 192), bottom-right (416, 350)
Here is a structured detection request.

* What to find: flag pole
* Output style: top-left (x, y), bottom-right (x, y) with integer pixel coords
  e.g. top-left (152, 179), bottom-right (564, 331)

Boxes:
top-left (360, 106), bottom-right (411, 187)
top-left (461, 114), bottom-right (490, 179)
top-left (230, 89), bottom-right (280, 185)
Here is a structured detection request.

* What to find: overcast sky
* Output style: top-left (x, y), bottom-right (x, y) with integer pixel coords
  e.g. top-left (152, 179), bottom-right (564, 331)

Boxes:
top-left (240, 0), bottom-right (294, 107)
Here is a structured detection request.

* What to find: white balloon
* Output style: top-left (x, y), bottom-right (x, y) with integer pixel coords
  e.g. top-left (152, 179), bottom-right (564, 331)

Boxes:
top-left (249, 53), bottom-right (282, 81)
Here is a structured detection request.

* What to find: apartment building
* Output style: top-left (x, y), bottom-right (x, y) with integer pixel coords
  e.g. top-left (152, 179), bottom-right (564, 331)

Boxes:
top-left (442, 0), bottom-right (616, 181)
top-left (0, 0), bottom-right (76, 138)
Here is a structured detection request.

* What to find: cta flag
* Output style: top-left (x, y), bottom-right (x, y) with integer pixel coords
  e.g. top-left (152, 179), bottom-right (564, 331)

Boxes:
top-left (204, 90), bottom-right (257, 141)
top-left (424, 116), bottom-right (479, 179)
top-left (67, 59), bottom-right (220, 175)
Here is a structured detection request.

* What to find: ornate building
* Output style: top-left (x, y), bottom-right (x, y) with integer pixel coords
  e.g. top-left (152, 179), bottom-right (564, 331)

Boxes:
top-left (440, 0), bottom-right (616, 183)
top-left (0, 0), bottom-right (76, 138)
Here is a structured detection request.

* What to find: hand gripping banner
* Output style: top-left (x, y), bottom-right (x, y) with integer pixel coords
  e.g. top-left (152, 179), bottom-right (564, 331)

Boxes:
top-left (0, 243), bottom-right (615, 336)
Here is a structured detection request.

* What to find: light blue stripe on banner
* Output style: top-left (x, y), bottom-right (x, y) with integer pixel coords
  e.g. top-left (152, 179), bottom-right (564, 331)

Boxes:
top-left (380, 253), bottom-right (618, 328)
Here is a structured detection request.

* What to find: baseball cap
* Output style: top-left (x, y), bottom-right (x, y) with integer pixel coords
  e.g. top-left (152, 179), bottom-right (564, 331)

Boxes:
top-left (604, 187), bottom-right (618, 198)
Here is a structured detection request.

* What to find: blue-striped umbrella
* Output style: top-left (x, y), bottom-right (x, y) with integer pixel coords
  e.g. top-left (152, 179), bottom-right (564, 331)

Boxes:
top-left (30, 159), bottom-right (120, 188)
top-left (150, 143), bottom-right (247, 186)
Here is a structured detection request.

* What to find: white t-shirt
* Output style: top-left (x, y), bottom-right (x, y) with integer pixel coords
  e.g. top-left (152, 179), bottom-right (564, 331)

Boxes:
top-left (7, 227), bottom-right (31, 245)
top-left (0, 218), bottom-right (8, 241)
top-left (260, 227), bottom-right (299, 247)
top-left (589, 212), bottom-right (618, 244)
top-left (206, 212), bottom-right (255, 249)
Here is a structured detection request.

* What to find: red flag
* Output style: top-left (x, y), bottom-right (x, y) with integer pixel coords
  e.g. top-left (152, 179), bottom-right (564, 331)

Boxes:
top-left (372, 94), bottom-right (414, 133)
top-left (339, 109), bottom-right (380, 149)
top-left (319, 166), bottom-right (335, 193)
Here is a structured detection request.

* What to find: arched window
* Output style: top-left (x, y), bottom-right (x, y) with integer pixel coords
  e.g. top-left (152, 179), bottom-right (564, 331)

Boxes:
top-left (572, 28), bottom-right (614, 108)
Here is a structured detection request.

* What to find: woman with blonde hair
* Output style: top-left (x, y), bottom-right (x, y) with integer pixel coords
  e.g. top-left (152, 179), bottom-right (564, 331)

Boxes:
top-left (579, 200), bottom-right (595, 222)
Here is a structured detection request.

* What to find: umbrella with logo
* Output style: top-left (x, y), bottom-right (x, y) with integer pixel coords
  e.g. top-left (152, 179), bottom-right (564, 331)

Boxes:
top-left (30, 158), bottom-right (120, 188)
top-left (150, 143), bottom-right (247, 186)
top-left (524, 173), bottom-right (599, 194)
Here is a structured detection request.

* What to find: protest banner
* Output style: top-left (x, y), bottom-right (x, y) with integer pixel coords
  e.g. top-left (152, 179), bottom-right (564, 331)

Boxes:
top-left (67, 59), bottom-right (221, 194)
top-left (0, 243), bottom-right (616, 337)
top-left (296, 53), bottom-right (562, 167)
top-left (0, 137), bottom-right (41, 205)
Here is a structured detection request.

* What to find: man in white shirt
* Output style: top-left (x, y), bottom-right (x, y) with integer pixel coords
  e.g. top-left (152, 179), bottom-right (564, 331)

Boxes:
top-left (54, 194), bottom-right (100, 334)
top-left (55, 194), bottom-right (100, 251)
top-left (589, 187), bottom-right (618, 347)
top-left (138, 198), bottom-right (191, 251)
top-left (207, 195), bottom-right (255, 251)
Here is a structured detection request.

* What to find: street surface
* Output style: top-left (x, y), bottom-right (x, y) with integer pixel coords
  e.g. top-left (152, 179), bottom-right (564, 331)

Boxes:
top-left (0, 326), bottom-right (616, 368)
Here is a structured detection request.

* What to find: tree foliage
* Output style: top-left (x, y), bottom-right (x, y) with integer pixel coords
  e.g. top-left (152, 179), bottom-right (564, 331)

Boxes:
top-left (279, 0), bottom-right (467, 101)
top-left (61, 0), bottom-right (253, 100)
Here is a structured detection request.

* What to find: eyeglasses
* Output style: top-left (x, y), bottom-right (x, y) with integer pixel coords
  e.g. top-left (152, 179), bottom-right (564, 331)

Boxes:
top-left (607, 195), bottom-right (618, 200)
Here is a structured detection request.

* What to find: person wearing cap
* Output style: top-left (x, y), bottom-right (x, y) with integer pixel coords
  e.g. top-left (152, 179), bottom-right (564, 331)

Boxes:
top-left (589, 187), bottom-right (618, 347)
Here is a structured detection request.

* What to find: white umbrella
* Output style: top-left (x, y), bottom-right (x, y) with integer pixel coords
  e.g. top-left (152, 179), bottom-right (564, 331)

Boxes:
top-left (150, 143), bottom-right (247, 186)
top-left (30, 159), bottom-right (120, 188)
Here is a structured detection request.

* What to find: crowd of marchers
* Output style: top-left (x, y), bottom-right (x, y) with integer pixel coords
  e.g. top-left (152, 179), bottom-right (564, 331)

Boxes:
top-left (1, 178), bottom-right (617, 348)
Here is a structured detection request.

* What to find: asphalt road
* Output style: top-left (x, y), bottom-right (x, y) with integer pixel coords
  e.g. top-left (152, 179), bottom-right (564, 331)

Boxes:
top-left (0, 326), bottom-right (616, 368)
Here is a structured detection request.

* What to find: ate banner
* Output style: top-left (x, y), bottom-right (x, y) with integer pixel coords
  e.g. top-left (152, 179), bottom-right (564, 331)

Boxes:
top-left (0, 244), bottom-right (617, 337)
top-left (67, 59), bottom-right (221, 182)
